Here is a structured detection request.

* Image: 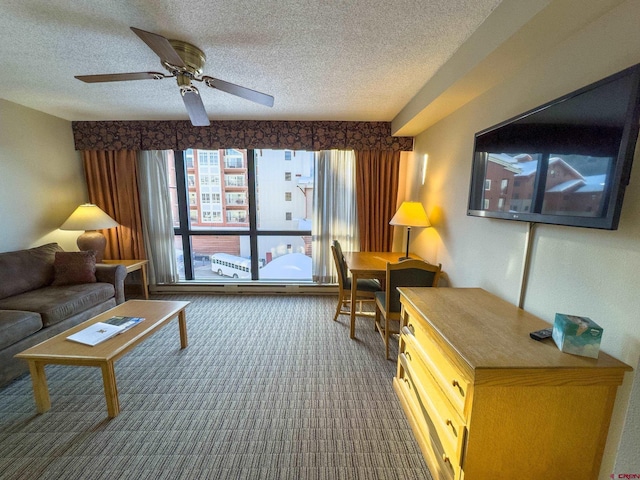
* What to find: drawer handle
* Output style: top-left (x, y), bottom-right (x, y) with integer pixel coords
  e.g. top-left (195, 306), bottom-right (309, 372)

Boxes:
top-left (442, 453), bottom-right (450, 464)
top-left (407, 323), bottom-right (415, 335)
top-left (445, 419), bottom-right (458, 437)
top-left (405, 350), bottom-right (412, 361)
top-left (452, 379), bottom-right (465, 397)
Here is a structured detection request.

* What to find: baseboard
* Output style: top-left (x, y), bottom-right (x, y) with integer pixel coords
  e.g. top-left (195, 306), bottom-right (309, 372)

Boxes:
top-left (151, 283), bottom-right (337, 295)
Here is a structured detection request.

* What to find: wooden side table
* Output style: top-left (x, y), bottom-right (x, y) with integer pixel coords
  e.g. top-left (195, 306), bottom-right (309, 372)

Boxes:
top-left (102, 259), bottom-right (149, 299)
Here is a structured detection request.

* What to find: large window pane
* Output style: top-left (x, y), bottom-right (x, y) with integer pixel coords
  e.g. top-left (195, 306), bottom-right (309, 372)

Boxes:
top-left (258, 235), bottom-right (312, 281)
top-left (195, 235), bottom-right (251, 280)
top-left (177, 148), bottom-right (249, 232)
top-left (255, 150), bottom-right (315, 230)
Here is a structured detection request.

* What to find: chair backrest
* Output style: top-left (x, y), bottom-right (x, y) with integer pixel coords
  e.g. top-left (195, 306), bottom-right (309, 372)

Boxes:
top-left (385, 259), bottom-right (441, 313)
top-left (331, 240), bottom-right (349, 288)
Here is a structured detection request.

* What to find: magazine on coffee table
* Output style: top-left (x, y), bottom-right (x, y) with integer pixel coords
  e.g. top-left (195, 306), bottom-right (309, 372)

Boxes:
top-left (104, 315), bottom-right (145, 332)
top-left (67, 322), bottom-right (125, 346)
top-left (67, 316), bottom-right (145, 346)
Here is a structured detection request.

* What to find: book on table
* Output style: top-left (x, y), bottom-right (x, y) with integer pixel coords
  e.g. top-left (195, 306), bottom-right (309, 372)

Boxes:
top-left (104, 315), bottom-right (145, 332)
top-left (67, 316), bottom-right (145, 346)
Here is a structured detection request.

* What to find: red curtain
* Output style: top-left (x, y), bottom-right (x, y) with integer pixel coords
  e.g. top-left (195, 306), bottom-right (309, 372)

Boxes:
top-left (355, 150), bottom-right (400, 252)
top-left (82, 150), bottom-right (146, 260)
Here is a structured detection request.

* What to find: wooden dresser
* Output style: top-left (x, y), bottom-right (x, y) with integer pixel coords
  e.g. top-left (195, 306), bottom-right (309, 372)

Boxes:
top-left (394, 287), bottom-right (632, 480)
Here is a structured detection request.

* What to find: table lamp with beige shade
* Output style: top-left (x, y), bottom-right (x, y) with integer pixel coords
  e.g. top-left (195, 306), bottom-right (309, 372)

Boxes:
top-left (60, 204), bottom-right (119, 263)
top-left (389, 201), bottom-right (431, 261)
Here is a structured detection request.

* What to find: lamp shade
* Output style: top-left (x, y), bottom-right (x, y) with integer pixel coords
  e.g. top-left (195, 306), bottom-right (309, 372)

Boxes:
top-left (60, 204), bottom-right (119, 231)
top-left (389, 202), bottom-right (431, 227)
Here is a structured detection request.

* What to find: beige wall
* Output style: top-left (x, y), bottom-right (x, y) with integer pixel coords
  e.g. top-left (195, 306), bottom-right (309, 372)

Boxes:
top-left (404, 1), bottom-right (640, 477)
top-left (0, 99), bottom-right (86, 253)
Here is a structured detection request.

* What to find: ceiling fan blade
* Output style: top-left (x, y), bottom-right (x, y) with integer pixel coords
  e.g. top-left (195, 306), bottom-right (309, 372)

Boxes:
top-left (203, 76), bottom-right (274, 107)
top-left (181, 87), bottom-right (210, 126)
top-left (75, 72), bottom-right (167, 83)
top-left (130, 27), bottom-right (186, 67)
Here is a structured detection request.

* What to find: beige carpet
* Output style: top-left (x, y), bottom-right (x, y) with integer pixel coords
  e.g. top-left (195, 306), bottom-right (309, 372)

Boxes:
top-left (0, 294), bottom-right (433, 480)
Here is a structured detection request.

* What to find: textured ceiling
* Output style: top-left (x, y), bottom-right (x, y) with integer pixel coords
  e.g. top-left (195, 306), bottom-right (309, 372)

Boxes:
top-left (0, 0), bottom-right (503, 125)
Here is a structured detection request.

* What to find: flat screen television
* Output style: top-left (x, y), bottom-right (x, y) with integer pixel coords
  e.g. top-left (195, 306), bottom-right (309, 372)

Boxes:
top-left (468, 63), bottom-right (640, 230)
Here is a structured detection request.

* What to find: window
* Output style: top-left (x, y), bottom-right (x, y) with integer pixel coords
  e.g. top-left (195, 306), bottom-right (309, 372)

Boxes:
top-left (170, 149), bottom-right (315, 282)
top-left (198, 150), bottom-right (219, 166)
top-left (224, 149), bottom-right (244, 168)
top-left (227, 210), bottom-right (248, 223)
top-left (484, 179), bottom-right (491, 191)
top-left (185, 152), bottom-right (194, 168)
top-left (501, 178), bottom-right (509, 193)
top-left (225, 174), bottom-right (245, 187)
top-left (226, 192), bottom-right (246, 205)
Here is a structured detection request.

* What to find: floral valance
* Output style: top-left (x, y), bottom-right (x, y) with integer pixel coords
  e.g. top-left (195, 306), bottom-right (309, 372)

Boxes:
top-left (71, 120), bottom-right (413, 152)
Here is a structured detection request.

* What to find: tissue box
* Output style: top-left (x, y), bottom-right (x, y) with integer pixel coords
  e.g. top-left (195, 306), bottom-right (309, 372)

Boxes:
top-left (552, 313), bottom-right (602, 358)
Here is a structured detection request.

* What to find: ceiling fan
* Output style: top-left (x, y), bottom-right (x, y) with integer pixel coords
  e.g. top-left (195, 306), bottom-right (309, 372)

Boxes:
top-left (75, 27), bottom-right (274, 126)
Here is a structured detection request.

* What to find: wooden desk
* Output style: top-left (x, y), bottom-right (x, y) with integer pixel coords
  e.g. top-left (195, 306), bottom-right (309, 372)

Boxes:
top-left (343, 251), bottom-right (418, 340)
top-left (103, 259), bottom-right (149, 299)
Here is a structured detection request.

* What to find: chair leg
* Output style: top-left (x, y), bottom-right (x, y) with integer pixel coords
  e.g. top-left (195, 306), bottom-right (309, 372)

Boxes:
top-left (333, 292), bottom-right (344, 321)
top-left (385, 317), bottom-right (390, 360)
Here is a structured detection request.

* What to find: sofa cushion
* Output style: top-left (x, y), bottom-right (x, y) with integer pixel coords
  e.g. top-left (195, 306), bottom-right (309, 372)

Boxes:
top-left (0, 243), bottom-right (62, 300)
top-left (52, 251), bottom-right (97, 286)
top-left (0, 310), bottom-right (43, 350)
top-left (0, 283), bottom-right (115, 327)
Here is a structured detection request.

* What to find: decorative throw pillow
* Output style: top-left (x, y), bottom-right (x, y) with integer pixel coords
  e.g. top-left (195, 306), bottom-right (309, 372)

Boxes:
top-left (52, 251), bottom-right (97, 286)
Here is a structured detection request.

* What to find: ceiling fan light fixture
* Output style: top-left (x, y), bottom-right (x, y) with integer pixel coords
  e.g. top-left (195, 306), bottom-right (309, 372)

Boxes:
top-left (166, 39), bottom-right (206, 77)
top-left (75, 27), bottom-right (274, 127)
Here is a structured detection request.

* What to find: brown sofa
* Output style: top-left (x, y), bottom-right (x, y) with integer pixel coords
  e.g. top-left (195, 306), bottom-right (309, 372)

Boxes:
top-left (0, 243), bottom-right (127, 387)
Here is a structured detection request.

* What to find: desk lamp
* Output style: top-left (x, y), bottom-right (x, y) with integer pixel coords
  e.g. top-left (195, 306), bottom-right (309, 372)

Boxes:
top-left (60, 204), bottom-right (119, 262)
top-left (389, 201), bottom-right (430, 260)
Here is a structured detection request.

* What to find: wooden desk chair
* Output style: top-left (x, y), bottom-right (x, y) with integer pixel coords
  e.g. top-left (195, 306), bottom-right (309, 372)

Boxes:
top-left (375, 259), bottom-right (441, 359)
top-left (331, 240), bottom-right (381, 322)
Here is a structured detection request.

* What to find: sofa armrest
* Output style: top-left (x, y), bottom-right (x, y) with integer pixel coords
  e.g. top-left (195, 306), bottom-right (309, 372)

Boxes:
top-left (95, 264), bottom-right (127, 305)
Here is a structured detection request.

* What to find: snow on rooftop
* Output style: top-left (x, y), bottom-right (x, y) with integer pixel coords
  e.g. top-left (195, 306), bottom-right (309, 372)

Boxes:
top-left (576, 174), bottom-right (607, 193)
top-left (260, 253), bottom-right (312, 279)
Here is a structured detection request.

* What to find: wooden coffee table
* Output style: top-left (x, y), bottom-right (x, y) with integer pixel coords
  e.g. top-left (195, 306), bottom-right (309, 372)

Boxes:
top-left (15, 300), bottom-right (189, 418)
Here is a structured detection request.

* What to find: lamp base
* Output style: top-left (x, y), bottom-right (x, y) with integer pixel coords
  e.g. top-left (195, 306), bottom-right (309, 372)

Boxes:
top-left (76, 230), bottom-right (107, 263)
top-left (397, 256), bottom-right (411, 261)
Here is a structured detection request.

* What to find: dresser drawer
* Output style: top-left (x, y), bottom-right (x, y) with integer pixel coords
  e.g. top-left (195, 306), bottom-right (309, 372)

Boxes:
top-left (395, 368), bottom-right (456, 480)
top-left (402, 320), bottom-right (471, 417)
top-left (400, 349), bottom-right (467, 468)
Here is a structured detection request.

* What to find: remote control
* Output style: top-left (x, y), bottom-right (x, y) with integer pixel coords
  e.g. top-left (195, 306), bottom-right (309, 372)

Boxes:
top-left (529, 327), bottom-right (553, 341)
